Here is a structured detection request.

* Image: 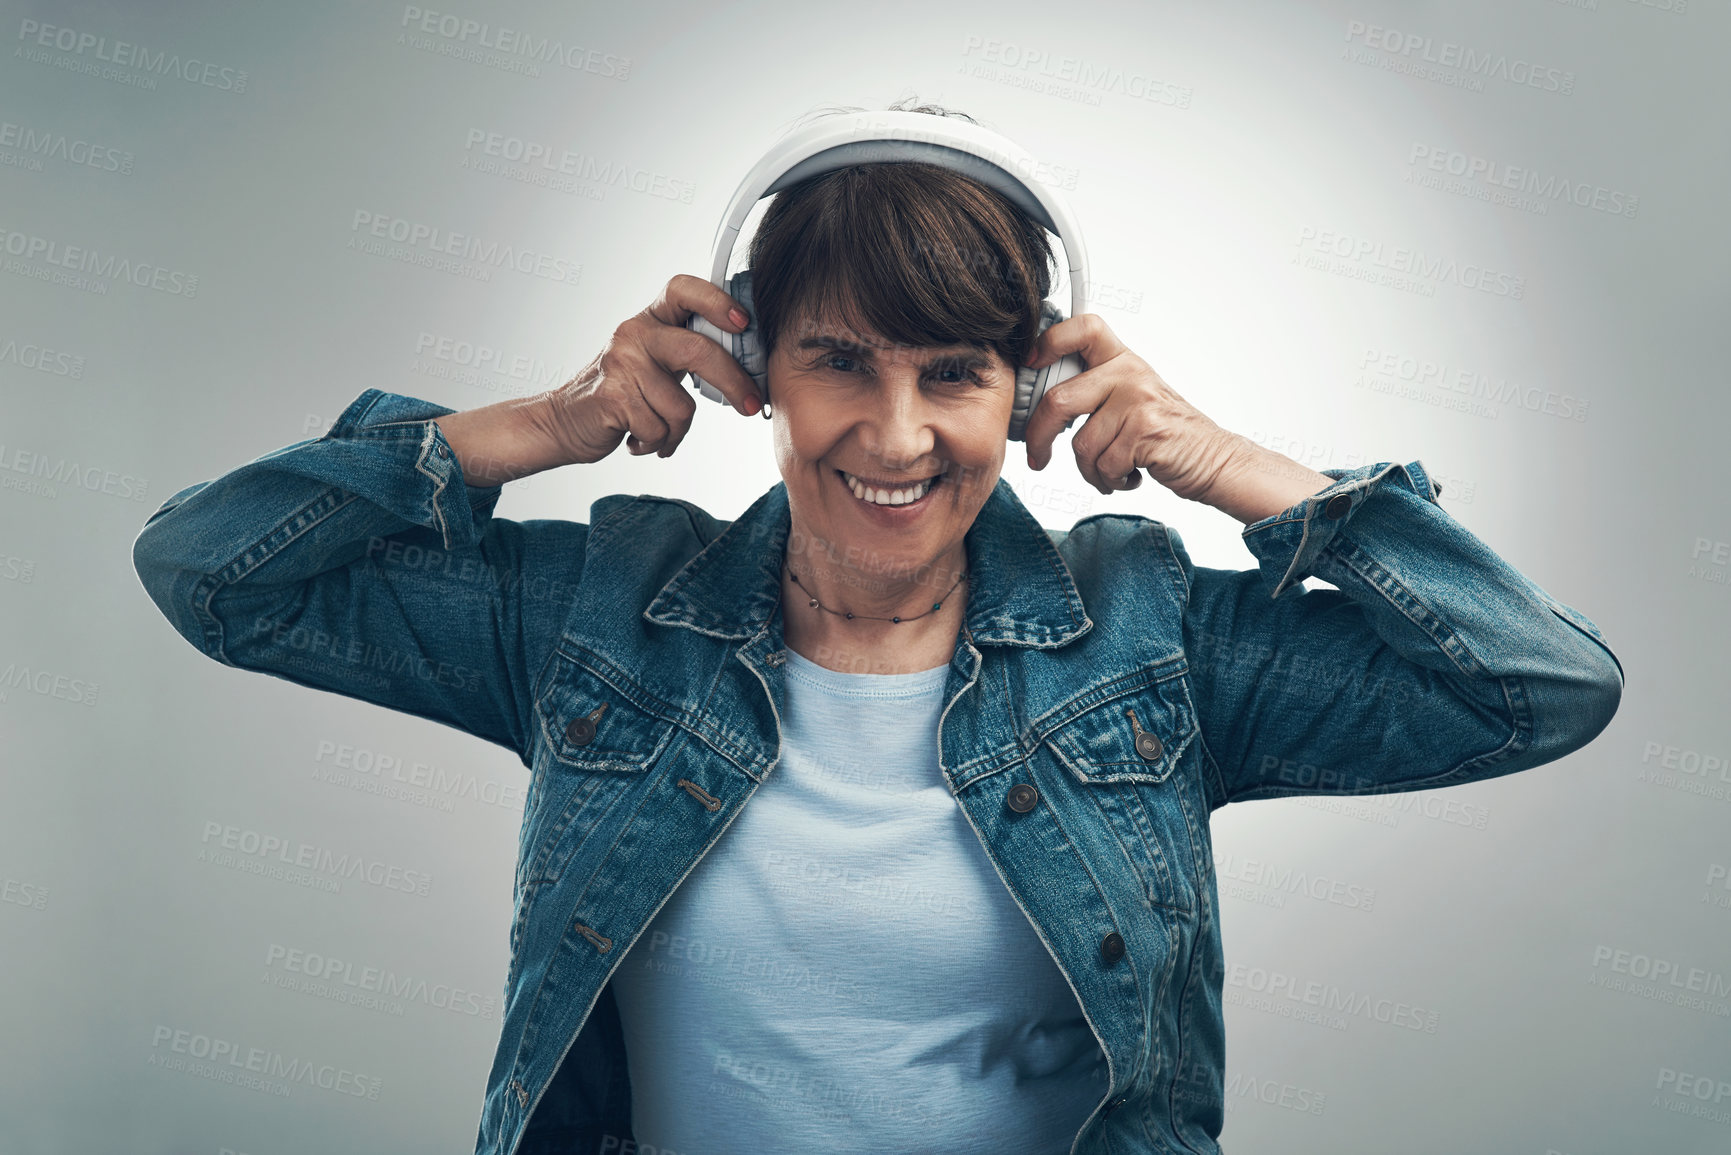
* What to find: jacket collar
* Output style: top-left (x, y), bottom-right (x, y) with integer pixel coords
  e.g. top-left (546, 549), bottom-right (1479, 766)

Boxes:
top-left (643, 477), bottom-right (1093, 648)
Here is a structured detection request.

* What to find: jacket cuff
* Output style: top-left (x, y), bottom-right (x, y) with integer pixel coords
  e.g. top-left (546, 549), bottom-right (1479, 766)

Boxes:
top-left (323, 389), bottom-right (505, 551)
top-left (1240, 460), bottom-right (1446, 599)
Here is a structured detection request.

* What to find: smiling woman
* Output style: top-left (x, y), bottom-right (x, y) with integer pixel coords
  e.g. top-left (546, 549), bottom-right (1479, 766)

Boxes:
top-left (132, 99), bottom-right (1625, 1155)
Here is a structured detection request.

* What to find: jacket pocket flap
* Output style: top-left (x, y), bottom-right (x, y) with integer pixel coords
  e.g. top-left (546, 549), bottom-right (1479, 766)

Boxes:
top-left (534, 650), bottom-right (679, 773)
top-left (1042, 674), bottom-right (1197, 786)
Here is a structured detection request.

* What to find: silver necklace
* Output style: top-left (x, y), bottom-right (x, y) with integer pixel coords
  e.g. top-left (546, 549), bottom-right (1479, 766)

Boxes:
top-left (783, 558), bottom-right (967, 624)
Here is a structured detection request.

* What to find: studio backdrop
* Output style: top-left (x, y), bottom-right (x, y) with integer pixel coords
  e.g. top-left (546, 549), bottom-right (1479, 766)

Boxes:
top-left (1, 1), bottom-right (1724, 1152)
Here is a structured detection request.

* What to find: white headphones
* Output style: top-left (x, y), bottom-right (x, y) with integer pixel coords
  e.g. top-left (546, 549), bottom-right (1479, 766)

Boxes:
top-left (685, 110), bottom-right (1089, 443)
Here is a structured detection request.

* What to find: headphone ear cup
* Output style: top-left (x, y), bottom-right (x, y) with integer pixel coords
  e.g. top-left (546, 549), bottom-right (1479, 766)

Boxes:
top-left (731, 269), bottom-right (768, 404)
top-left (684, 269), bottom-right (767, 408)
top-left (1009, 300), bottom-right (1071, 443)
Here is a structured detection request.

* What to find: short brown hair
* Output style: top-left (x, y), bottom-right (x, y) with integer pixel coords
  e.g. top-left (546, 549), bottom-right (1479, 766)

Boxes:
top-left (746, 99), bottom-right (1056, 396)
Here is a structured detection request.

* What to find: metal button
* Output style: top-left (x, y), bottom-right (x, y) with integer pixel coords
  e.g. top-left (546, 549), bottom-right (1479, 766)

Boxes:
top-left (1134, 731), bottom-right (1163, 761)
top-left (1323, 493), bottom-right (1352, 520)
top-left (1101, 932), bottom-right (1125, 964)
top-left (1006, 782), bottom-right (1039, 813)
top-left (565, 717), bottom-right (595, 745)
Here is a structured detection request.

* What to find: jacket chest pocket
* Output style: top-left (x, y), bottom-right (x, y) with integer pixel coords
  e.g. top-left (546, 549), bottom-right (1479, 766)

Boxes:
top-left (519, 649), bottom-right (685, 888)
top-left (533, 650), bottom-right (682, 775)
top-left (1039, 672), bottom-right (1206, 917)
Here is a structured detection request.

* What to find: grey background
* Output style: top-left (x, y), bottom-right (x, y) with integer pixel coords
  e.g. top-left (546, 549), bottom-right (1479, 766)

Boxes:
top-left (2, 0), bottom-right (1726, 1152)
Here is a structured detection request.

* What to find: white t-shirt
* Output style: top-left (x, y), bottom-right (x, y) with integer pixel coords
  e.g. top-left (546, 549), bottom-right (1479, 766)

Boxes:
top-left (608, 646), bottom-right (1107, 1154)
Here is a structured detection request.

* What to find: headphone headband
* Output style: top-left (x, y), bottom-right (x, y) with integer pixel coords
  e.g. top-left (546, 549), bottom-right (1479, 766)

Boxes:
top-left (704, 110), bottom-right (1089, 318)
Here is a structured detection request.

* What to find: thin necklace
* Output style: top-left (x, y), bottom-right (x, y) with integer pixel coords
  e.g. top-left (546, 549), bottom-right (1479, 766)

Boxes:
top-left (784, 558), bottom-right (967, 624)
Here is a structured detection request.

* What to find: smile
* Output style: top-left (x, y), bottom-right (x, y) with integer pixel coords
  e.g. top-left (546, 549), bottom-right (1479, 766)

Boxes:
top-left (837, 468), bottom-right (942, 510)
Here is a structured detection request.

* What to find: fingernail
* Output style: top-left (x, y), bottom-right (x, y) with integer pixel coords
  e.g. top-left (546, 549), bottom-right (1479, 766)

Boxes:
top-left (729, 307), bottom-right (749, 328)
top-left (743, 396), bottom-right (761, 415)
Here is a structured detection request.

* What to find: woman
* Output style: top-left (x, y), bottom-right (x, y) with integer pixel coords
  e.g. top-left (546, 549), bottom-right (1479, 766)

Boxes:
top-left (133, 103), bottom-right (1624, 1155)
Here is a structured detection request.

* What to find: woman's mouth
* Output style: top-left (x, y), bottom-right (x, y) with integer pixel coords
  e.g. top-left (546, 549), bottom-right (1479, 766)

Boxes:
top-left (836, 468), bottom-right (944, 517)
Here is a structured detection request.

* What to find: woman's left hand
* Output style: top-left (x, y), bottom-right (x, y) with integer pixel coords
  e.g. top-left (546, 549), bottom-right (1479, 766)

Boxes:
top-left (1022, 313), bottom-right (1241, 501)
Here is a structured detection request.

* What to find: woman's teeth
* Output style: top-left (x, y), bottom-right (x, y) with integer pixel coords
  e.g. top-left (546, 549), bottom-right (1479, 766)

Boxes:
top-left (841, 470), bottom-right (936, 506)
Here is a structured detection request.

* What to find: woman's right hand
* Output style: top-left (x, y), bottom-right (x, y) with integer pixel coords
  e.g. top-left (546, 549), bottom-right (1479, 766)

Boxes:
top-left (534, 274), bottom-right (764, 464)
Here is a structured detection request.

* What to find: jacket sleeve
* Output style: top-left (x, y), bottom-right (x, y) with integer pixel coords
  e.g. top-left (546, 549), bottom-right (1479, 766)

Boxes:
top-left (130, 388), bottom-right (590, 765)
top-left (1172, 459), bottom-right (1625, 809)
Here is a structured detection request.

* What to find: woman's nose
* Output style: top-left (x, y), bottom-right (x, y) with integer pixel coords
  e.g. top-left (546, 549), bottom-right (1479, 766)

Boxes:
top-left (859, 382), bottom-right (935, 471)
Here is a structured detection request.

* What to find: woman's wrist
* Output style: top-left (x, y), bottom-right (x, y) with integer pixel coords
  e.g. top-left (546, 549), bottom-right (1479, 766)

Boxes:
top-left (432, 393), bottom-right (571, 488)
top-left (1192, 432), bottom-right (1336, 526)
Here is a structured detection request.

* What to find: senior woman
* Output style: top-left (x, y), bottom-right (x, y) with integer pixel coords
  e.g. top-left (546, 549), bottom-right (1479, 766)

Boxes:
top-left (134, 104), bottom-right (1624, 1155)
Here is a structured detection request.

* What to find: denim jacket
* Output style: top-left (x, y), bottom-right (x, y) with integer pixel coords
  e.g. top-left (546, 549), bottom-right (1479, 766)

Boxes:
top-left (132, 388), bottom-right (1624, 1155)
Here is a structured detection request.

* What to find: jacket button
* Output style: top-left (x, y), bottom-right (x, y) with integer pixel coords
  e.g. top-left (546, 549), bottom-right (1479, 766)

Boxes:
top-left (565, 717), bottom-right (596, 745)
top-left (1006, 782), bottom-right (1039, 813)
top-left (1100, 932), bottom-right (1125, 963)
top-left (1134, 731), bottom-right (1162, 761)
top-left (1323, 493), bottom-right (1352, 520)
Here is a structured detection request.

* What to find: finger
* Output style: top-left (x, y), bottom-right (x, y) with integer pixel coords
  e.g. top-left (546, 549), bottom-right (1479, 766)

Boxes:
top-left (1093, 420), bottom-right (1149, 492)
top-left (647, 272), bottom-right (751, 335)
top-left (601, 332), bottom-right (696, 455)
top-left (621, 376), bottom-right (671, 455)
top-left (1021, 367), bottom-right (1115, 472)
top-left (634, 364), bottom-right (699, 458)
top-left (642, 322), bottom-right (763, 417)
top-left (1026, 312), bottom-right (1128, 372)
top-left (1069, 402), bottom-right (1131, 494)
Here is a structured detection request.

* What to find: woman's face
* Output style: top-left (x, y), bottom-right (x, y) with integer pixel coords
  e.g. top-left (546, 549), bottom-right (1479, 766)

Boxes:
top-left (766, 316), bottom-right (1018, 590)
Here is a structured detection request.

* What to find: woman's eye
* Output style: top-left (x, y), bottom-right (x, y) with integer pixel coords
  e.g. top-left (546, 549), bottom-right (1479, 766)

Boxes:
top-left (934, 366), bottom-right (983, 386)
top-left (824, 354), bottom-right (861, 374)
